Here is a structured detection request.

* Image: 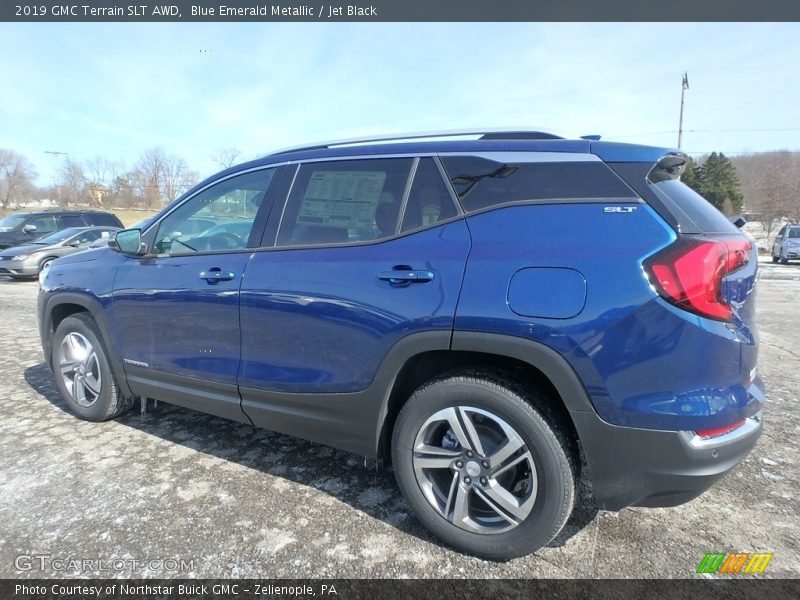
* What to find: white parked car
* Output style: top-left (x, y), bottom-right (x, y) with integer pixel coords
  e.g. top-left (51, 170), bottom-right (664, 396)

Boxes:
top-left (772, 224), bottom-right (800, 264)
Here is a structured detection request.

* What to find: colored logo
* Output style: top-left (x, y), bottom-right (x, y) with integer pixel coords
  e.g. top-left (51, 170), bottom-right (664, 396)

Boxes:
top-left (697, 552), bottom-right (773, 574)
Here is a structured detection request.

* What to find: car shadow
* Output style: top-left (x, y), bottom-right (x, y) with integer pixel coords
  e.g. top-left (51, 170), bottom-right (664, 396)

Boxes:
top-left (24, 362), bottom-right (595, 558)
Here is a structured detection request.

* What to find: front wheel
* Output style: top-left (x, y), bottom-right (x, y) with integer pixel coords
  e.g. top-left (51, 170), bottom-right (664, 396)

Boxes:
top-left (391, 374), bottom-right (575, 560)
top-left (772, 254), bottom-right (779, 263)
top-left (52, 313), bottom-right (131, 421)
top-left (39, 256), bottom-right (56, 273)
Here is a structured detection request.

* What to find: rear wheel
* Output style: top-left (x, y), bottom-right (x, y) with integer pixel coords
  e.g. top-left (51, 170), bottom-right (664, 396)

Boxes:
top-left (52, 313), bottom-right (132, 421)
top-left (391, 374), bottom-right (575, 560)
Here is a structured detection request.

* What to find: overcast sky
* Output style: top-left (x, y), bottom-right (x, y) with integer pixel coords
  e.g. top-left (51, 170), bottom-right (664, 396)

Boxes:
top-left (1, 22), bottom-right (798, 184)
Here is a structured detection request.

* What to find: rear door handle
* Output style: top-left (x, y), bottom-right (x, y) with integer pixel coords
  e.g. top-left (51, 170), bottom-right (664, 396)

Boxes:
top-left (200, 269), bottom-right (236, 283)
top-left (378, 268), bottom-right (435, 285)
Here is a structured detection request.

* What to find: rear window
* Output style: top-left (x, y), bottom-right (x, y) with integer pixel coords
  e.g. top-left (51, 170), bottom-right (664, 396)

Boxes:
top-left (648, 180), bottom-right (738, 234)
top-left (440, 156), bottom-right (636, 213)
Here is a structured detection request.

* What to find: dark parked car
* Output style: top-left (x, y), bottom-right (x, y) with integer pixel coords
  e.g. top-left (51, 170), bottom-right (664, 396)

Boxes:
top-left (0, 210), bottom-right (122, 249)
top-left (38, 130), bottom-right (763, 560)
top-left (0, 226), bottom-right (120, 278)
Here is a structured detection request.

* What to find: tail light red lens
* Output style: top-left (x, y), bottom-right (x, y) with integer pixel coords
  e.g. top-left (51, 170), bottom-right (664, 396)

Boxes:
top-left (644, 238), bottom-right (751, 322)
top-left (696, 419), bottom-right (746, 439)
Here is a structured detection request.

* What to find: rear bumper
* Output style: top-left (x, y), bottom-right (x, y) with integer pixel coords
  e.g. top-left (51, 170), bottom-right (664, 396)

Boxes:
top-left (570, 407), bottom-right (763, 510)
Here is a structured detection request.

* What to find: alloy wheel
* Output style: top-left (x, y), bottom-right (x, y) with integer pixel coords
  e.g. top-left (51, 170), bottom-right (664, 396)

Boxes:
top-left (412, 406), bottom-right (537, 534)
top-left (59, 332), bottom-right (103, 407)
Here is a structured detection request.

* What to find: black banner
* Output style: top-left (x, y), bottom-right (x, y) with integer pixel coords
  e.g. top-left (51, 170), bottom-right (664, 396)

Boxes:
top-left (2, 0), bottom-right (800, 22)
top-left (3, 579), bottom-right (800, 600)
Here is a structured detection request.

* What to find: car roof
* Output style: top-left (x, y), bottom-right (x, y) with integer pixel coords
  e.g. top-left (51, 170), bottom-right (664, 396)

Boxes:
top-left (172, 135), bottom-right (679, 211)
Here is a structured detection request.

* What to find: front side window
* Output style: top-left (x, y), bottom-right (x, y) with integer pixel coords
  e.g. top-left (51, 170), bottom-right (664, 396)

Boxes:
top-left (277, 158), bottom-right (413, 246)
top-left (27, 215), bottom-right (57, 234)
top-left (153, 168), bottom-right (275, 255)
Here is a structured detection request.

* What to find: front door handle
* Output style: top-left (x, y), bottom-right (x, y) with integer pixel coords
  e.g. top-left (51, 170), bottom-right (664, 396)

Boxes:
top-left (378, 268), bottom-right (435, 285)
top-left (200, 269), bottom-right (236, 283)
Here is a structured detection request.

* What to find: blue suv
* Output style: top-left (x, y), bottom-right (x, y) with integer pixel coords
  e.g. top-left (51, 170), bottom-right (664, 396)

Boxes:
top-left (38, 130), bottom-right (764, 560)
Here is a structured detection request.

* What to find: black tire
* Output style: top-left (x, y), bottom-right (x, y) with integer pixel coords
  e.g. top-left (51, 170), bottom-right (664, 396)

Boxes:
top-left (391, 373), bottom-right (575, 561)
top-left (51, 313), bottom-right (132, 421)
top-left (780, 256), bottom-right (789, 265)
top-left (772, 254), bottom-right (779, 263)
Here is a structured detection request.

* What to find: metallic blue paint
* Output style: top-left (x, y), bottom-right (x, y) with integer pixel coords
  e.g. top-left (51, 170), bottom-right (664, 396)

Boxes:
top-left (507, 267), bottom-right (587, 319)
top-left (108, 252), bottom-right (251, 385)
top-left (238, 221), bottom-right (471, 394)
top-left (455, 202), bottom-right (762, 431)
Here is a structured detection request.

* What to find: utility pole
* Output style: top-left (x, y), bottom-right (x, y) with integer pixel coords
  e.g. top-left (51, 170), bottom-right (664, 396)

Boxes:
top-left (678, 72), bottom-right (689, 149)
top-left (44, 150), bottom-right (68, 206)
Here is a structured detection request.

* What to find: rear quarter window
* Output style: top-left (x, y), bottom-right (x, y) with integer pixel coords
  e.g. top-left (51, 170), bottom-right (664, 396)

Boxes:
top-left (440, 156), bottom-right (636, 213)
top-left (649, 180), bottom-right (738, 234)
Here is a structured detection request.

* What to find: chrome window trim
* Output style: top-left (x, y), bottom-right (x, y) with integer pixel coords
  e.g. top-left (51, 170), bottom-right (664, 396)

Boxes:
top-left (437, 151), bottom-right (602, 163)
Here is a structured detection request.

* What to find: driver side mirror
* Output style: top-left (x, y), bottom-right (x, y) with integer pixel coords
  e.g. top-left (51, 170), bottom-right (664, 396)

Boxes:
top-left (23, 224), bottom-right (37, 234)
top-left (109, 229), bottom-right (148, 255)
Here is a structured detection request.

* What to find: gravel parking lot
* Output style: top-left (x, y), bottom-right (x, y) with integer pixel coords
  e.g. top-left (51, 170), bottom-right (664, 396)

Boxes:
top-left (1, 258), bottom-right (798, 579)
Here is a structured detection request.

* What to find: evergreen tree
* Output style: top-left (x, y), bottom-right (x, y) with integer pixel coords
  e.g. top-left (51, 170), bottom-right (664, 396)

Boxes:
top-left (693, 152), bottom-right (744, 214)
top-left (681, 156), bottom-right (700, 191)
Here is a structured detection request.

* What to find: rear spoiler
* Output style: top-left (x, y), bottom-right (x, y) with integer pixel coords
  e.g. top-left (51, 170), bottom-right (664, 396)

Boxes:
top-left (648, 153), bottom-right (689, 183)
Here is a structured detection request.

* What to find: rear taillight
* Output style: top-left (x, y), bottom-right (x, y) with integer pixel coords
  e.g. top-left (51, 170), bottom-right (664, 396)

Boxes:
top-left (644, 237), bottom-right (751, 321)
top-left (696, 420), bottom-right (746, 439)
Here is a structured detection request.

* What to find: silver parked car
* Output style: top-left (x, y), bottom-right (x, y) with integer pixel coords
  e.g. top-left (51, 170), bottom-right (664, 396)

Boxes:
top-left (0, 226), bottom-right (120, 278)
top-left (772, 224), bottom-right (800, 264)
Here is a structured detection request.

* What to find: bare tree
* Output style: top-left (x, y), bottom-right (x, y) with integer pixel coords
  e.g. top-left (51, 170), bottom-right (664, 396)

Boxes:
top-left (136, 147), bottom-right (200, 207)
top-left (0, 149), bottom-right (38, 208)
top-left (211, 147), bottom-right (242, 169)
top-left (84, 157), bottom-right (123, 207)
top-left (136, 147), bottom-right (167, 208)
top-left (57, 158), bottom-right (88, 207)
top-left (161, 157), bottom-right (198, 203)
top-left (733, 152), bottom-right (800, 235)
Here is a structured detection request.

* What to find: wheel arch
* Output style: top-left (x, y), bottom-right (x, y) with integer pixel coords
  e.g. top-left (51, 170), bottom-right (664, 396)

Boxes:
top-left (42, 292), bottom-right (134, 398)
top-left (377, 331), bottom-right (595, 466)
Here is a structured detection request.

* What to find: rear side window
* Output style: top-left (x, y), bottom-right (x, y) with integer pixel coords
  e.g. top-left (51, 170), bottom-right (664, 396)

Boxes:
top-left (649, 180), bottom-right (738, 234)
top-left (59, 214), bottom-right (86, 228)
top-left (440, 156), bottom-right (636, 213)
top-left (401, 158), bottom-right (459, 233)
top-left (277, 158), bottom-right (412, 246)
top-left (86, 213), bottom-right (122, 227)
